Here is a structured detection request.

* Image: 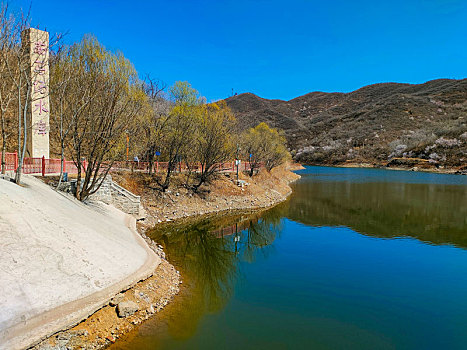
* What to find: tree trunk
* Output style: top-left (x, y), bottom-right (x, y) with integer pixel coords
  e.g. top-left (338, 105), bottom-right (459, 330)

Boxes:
top-left (1, 123), bottom-right (5, 174)
top-left (56, 113), bottom-right (65, 190)
top-left (15, 83), bottom-right (22, 184)
top-left (57, 142), bottom-right (65, 190)
top-left (75, 151), bottom-right (82, 200)
top-left (148, 145), bottom-right (154, 175)
top-left (16, 84), bottom-right (30, 184)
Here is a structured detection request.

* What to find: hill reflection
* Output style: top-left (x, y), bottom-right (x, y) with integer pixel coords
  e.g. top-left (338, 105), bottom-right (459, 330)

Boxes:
top-left (285, 175), bottom-right (467, 248)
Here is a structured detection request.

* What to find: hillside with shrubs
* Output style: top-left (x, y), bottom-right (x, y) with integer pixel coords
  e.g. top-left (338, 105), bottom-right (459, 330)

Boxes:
top-left (226, 78), bottom-right (467, 169)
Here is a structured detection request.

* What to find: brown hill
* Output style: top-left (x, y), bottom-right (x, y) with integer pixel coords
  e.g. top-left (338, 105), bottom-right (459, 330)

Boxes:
top-left (226, 79), bottom-right (467, 168)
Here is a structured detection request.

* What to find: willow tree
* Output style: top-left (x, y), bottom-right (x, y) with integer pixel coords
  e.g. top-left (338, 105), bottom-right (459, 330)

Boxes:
top-left (154, 81), bottom-right (201, 192)
top-left (242, 122), bottom-right (289, 175)
top-left (59, 35), bottom-right (145, 200)
top-left (189, 100), bottom-right (235, 191)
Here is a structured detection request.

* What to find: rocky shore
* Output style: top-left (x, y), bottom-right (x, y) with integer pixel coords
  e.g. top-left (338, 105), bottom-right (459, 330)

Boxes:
top-left (32, 245), bottom-right (180, 350)
top-left (317, 161), bottom-right (467, 175)
top-left (31, 164), bottom-right (301, 350)
top-left (119, 162), bottom-right (303, 230)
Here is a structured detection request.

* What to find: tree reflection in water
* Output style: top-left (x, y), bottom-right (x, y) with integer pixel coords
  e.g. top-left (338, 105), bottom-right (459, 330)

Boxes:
top-left (146, 207), bottom-right (284, 340)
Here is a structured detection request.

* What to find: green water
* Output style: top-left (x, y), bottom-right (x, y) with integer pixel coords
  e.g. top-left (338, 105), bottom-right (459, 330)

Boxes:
top-left (111, 166), bottom-right (467, 349)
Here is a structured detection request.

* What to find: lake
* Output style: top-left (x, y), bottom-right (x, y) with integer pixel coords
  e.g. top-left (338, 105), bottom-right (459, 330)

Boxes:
top-left (111, 166), bottom-right (467, 349)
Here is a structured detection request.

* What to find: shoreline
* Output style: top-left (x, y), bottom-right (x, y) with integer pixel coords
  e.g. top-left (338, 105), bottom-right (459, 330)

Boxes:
top-left (133, 163), bottom-right (303, 229)
top-left (308, 162), bottom-right (467, 175)
top-left (33, 165), bottom-right (301, 350)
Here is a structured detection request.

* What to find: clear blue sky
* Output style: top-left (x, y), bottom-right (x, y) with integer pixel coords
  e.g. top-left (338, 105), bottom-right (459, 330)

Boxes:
top-left (13, 0), bottom-right (467, 101)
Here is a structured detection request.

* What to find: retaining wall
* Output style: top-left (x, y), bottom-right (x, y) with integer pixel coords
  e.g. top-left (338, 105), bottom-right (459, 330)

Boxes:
top-left (67, 175), bottom-right (140, 215)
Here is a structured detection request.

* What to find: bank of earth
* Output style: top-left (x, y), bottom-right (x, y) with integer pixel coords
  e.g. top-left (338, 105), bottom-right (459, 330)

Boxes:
top-left (33, 163), bottom-right (301, 350)
top-left (312, 160), bottom-right (467, 175)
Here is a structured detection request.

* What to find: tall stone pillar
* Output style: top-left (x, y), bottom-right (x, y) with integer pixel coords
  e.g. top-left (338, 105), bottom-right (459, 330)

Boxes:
top-left (22, 28), bottom-right (50, 159)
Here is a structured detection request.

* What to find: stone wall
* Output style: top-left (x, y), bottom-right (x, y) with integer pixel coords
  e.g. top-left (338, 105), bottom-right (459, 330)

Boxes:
top-left (108, 180), bottom-right (140, 215)
top-left (89, 176), bottom-right (113, 204)
top-left (68, 175), bottom-right (140, 215)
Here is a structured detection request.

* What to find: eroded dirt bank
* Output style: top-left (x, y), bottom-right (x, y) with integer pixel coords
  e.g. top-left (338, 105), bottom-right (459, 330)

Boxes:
top-left (115, 162), bottom-right (303, 229)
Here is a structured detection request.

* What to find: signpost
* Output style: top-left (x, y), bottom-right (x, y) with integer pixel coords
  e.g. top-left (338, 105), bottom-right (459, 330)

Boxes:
top-left (235, 144), bottom-right (241, 183)
top-left (155, 151), bottom-right (160, 173)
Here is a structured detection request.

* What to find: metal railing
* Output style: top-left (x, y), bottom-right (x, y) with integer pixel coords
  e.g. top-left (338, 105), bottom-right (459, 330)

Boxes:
top-left (2, 153), bottom-right (262, 176)
top-left (0, 152), bottom-right (18, 171)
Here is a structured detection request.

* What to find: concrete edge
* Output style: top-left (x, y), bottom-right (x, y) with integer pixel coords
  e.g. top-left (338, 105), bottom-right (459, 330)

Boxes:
top-left (1, 214), bottom-right (161, 350)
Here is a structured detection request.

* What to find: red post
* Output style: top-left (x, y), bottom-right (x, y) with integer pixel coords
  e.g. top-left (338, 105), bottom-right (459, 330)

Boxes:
top-left (14, 152), bottom-right (18, 170)
top-left (63, 157), bottom-right (66, 173)
top-left (156, 161), bottom-right (158, 173)
top-left (41, 156), bottom-right (46, 176)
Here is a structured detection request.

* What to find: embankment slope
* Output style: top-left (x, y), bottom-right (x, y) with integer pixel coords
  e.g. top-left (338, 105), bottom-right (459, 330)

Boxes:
top-left (0, 176), bottom-right (160, 350)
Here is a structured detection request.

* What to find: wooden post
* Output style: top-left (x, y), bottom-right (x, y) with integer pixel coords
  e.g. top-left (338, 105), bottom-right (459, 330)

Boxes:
top-left (41, 156), bottom-right (45, 176)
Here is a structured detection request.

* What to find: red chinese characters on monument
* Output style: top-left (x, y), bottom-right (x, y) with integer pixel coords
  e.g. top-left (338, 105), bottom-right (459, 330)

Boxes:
top-left (34, 99), bottom-right (49, 115)
top-left (33, 40), bottom-right (47, 55)
top-left (34, 80), bottom-right (47, 94)
top-left (34, 62), bottom-right (46, 75)
top-left (35, 120), bottom-right (47, 135)
top-left (32, 37), bottom-right (48, 135)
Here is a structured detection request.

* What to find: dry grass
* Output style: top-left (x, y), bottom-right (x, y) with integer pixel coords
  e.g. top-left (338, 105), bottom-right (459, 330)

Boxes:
top-left (112, 163), bottom-right (300, 228)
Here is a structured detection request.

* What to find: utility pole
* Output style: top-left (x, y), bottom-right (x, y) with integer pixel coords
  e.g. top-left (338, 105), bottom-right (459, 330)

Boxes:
top-left (125, 130), bottom-right (129, 163)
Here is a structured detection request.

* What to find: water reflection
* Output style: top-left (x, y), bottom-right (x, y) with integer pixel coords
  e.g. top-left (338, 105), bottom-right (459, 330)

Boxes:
top-left (146, 208), bottom-right (284, 340)
top-left (287, 170), bottom-right (467, 248)
top-left (141, 168), bottom-right (467, 343)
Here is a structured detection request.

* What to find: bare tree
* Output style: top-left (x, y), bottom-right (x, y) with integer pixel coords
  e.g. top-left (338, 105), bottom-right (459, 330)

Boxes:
top-left (64, 35), bottom-right (144, 201)
top-left (4, 10), bottom-right (31, 185)
top-left (140, 75), bottom-right (169, 175)
top-left (49, 43), bottom-right (88, 189)
top-left (0, 4), bottom-right (17, 173)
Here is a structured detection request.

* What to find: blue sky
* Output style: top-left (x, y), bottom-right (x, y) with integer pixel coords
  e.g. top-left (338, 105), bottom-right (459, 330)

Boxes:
top-left (12, 0), bottom-right (467, 101)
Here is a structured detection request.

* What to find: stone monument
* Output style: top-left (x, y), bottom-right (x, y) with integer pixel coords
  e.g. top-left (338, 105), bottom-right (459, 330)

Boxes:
top-left (22, 28), bottom-right (50, 158)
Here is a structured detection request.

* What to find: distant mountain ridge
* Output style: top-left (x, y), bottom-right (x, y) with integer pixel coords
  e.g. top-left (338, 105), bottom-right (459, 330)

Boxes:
top-left (226, 78), bottom-right (467, 168)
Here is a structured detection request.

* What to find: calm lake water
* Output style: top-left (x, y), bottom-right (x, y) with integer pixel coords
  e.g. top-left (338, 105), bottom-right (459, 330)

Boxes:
top-left (112, 166), bottom-right (467, 350)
